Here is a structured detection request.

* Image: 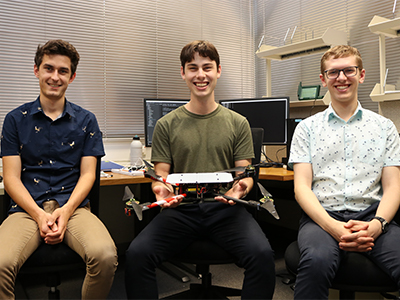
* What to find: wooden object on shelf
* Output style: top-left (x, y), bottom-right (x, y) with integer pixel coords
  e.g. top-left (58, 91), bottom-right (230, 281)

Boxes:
top-left (368, 15), bottom-right (400, 102)
top-left (256, 27), bottom-right (347, 98)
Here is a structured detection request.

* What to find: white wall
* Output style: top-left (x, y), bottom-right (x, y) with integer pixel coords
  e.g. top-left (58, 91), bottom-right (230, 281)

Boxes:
top-left (103, 137), bottom-right (151, 166)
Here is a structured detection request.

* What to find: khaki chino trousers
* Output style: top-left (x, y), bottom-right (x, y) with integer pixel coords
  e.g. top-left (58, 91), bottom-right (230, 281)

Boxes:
top-left (0, 200), bottom-right (118, 299)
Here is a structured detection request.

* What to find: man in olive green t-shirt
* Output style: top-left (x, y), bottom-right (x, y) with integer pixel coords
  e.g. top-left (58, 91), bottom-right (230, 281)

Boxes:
top-left (125, 40), bottom-right (275, 300)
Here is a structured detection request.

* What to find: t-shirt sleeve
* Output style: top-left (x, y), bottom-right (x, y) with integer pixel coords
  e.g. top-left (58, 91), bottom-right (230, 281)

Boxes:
top-left (234, 118), bottom-right (254, 162)
top-left (150, 118), bottom-right (172, 164)
top-left (0, 112), bottom-right (20, 157)
top-left (288, 121), bottom-right (311, 169)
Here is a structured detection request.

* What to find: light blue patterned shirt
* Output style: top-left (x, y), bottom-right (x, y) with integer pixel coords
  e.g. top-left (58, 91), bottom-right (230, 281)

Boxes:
top-left (289, 102), bottom-right (400, 212)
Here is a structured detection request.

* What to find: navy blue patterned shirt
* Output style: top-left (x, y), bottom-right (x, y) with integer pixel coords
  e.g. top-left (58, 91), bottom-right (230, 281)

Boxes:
top-left (289, 102), bottom-right (400, 212)
top-left (0, 97), bottom-right (105, 213)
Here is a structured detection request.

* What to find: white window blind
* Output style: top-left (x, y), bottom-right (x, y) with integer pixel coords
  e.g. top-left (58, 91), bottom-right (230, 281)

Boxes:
top-left (0, 0), bottom-right (256, 138)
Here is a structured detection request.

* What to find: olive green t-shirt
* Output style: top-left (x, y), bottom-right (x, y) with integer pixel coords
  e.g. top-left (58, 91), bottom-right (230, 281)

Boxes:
top-left (151, 104), bottom-right (254, 173)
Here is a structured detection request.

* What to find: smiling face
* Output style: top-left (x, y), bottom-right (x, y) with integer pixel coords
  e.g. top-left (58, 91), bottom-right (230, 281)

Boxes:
top-left (34, 54), bottom-right (76, 102)
top-left (181, 52), bottom-right (221, 102)
top-left (320, 55), bottom-right (365, 105)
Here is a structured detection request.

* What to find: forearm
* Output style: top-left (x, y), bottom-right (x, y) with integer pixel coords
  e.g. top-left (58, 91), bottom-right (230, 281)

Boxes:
top-left (376, 196), bottom-right (400, 223)
top-left (240, 176), bottom-right (253, 198)
top-left (61, 156), bottom-right (97, 216)
top-left (295, 185), bottom-right (338, 233)
top-left (293, 163), bottom-right (342, 240)
top-left (62, 171), bottom-right (95, 216)
top-left (370, 193), bottom-right (400, 241)
top-left (376, 166), bottom-right (400, 223)
top-left (375, 183), bottom-right (400, 223)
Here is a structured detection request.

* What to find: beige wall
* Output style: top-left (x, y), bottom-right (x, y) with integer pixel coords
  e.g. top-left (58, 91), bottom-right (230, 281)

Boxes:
top-left (379, 102), bottom-right (400, 132)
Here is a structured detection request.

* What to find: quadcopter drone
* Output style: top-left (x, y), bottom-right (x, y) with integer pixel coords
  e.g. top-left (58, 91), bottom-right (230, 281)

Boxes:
top-left (122, 160), bottom-right (279, 221)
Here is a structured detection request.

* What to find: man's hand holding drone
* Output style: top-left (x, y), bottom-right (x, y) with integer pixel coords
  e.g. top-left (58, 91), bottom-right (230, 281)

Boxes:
top-left (123, 160), bottom-right (279, 220)
top-left (215, 178), bottom-right (251, 205)
top-left (152, 182), bottom-right (184, 208)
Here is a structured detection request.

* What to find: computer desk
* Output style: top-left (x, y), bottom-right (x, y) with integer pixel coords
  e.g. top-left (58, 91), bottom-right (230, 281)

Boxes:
top-left (100, 167), bottom-right (294, 186)
top-left (258, 167), bottom-right (294, 181)
top-left (0, 168), bottom-right (293, 191)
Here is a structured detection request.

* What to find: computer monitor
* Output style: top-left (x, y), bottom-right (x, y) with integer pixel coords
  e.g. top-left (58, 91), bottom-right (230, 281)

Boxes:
top-left (144, 98), bottom-right (189, 147)
top-left (219, 97), bottom-right (290, 145)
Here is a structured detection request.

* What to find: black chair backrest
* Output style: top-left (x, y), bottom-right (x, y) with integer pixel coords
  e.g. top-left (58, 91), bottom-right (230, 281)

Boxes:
top-left (89, 157), bottom-right (101, 216)
top-left (2, 156), bottom-right (101, 221)
top-left (246, 128), bottom-right (264, 201)
top-left (251, 128), bottom-right (263, 166)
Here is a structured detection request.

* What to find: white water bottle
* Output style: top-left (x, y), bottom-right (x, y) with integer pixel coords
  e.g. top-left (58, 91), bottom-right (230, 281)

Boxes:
top-left (130, 135), bottom-right (143, 167)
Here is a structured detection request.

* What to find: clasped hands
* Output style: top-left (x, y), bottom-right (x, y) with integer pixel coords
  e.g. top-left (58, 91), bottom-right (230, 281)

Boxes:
top-left (38, 208), bottom-right (70, 245)
top-left (336, 219), bottom-right (381, 252)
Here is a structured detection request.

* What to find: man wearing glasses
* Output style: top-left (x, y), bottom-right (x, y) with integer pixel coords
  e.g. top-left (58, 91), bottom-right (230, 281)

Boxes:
top-left (289, 45), bottom-right (400, 299)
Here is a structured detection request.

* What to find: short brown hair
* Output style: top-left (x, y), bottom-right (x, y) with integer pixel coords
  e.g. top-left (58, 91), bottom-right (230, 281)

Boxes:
top-left (180, 40), bottom-right (220, 72)
top-left (320, 45), bottom-right (363, 75)
top-left (34, 39), bottom-right (80, 76)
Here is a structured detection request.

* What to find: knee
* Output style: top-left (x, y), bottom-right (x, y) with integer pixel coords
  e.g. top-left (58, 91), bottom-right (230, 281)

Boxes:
top-left (0, 254), bottom-right (17, 277)
top-left (241, 242), bottom-right (275, 270)
top-left (254, 241), bottom-right (274, 260)
top-left (298, 247), bottom-right (336, 275)
top-left (301, 246), bottom-right (331, 263)
top-left (87, 243), bottom-right (118, 276)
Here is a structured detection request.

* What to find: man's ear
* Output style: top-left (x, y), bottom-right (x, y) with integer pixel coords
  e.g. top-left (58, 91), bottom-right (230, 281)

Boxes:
top-left (34, 65), bottom-right (39, 79)
top-left (359, 68), bottom-right (365, 84)
top-left (319, 73), bottom-right (327, 87)
top-left (217, 65), bottom-right (221, 79)
top-left (180, 66), bottom-right (185, 80)
top-left (69, 72), bottom-right (77, 84)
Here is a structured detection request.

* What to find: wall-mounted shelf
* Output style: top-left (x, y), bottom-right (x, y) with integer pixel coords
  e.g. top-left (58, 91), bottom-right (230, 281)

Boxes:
top-left (368, 15), bottom-right (400, 38)
top-left (368, 15), bottom-right (400, 102)
top-left (256, 28), bottom-right (347, 98)
top-left (256, 28), bottom-right (347, 61)
top-left (369, 83), bottom-right (400, 102)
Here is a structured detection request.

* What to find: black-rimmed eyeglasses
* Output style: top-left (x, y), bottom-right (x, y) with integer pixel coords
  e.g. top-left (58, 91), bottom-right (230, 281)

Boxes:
top-left (324, 66), bottom-right (359, 79)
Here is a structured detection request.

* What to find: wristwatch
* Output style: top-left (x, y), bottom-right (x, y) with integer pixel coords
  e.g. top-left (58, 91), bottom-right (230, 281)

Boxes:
top-left (372, 216), bottom-right (389, 234)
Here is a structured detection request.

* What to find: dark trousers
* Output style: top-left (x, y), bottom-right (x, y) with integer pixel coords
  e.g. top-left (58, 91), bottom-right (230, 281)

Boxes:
top-left (125, 202), bottom-right (275, 299)
top-left (294, 202), bottom-right (400, 299)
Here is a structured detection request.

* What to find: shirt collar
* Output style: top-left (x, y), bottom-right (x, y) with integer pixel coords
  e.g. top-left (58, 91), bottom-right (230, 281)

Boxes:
top-left (31, 96), bottom-right (75, 118)
top-left (327, 101), bottom-right (363, 122)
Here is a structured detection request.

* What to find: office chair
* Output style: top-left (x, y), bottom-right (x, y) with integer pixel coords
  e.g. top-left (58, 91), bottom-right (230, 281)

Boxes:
top-left (2, 157), bottom-right (101, 300)
top-left (163, 128), bottom-right (264, 299)
top-left (284, 210), bottom-right (400, 300)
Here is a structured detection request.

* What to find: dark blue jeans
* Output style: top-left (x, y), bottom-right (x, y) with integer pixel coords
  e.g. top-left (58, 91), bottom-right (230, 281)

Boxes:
top-left (294, 202), bottom-right (400, 299)
top-left (125, 202), bottom-right (275, 299)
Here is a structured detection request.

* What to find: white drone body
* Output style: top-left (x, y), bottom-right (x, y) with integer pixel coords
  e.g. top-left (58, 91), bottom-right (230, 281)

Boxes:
top-left (166, 172), bottom-right (233, 185)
